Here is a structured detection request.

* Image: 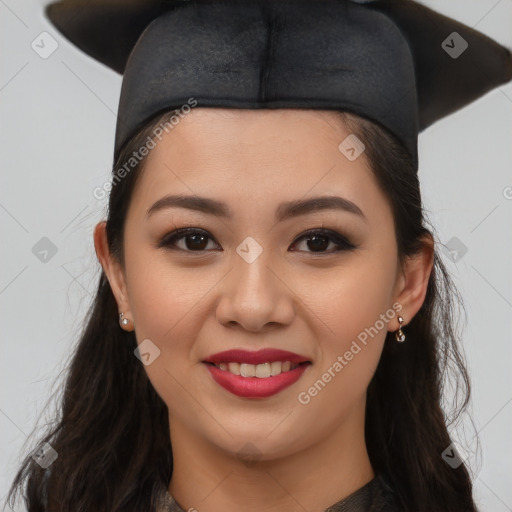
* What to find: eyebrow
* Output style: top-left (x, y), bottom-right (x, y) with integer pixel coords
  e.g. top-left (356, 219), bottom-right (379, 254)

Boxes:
top-left (146, 194), bottom-right (367, 223)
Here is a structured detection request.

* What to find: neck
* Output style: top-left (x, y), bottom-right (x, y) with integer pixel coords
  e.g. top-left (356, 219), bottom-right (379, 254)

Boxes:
top-left (167, 401), bottom-right (374, 512)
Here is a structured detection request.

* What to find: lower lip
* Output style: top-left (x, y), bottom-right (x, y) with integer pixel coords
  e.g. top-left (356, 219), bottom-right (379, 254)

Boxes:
top-left (204, 363), bottom-right (310, 398)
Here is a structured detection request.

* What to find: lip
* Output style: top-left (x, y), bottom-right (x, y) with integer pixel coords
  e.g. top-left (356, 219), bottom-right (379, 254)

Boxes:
top-left (203, 348), bottom-right (310, 365)
top-left (204, 362), bottom-right (311, 398)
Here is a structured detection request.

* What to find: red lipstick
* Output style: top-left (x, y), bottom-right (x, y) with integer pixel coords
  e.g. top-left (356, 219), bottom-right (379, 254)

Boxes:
top-left (203, 348), bottom-right (310, 365)
top-left (202, 348), bottom-right (311, 398)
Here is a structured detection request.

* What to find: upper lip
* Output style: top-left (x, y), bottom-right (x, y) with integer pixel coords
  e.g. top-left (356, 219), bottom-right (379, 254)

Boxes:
top-left (203, 348), bottom-right (311, 365)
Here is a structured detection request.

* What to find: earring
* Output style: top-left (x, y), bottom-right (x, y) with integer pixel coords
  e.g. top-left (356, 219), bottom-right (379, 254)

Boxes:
top-left (395, 316), bottom-right (406, 342)
top-left (119, 312), bottom-right (130, 328)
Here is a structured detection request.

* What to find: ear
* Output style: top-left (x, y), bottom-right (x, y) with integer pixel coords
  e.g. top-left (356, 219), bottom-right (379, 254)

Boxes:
top-left (391, 234), bottom-right (434, 330)
top-left (93, 221), bottom-right (134, 331)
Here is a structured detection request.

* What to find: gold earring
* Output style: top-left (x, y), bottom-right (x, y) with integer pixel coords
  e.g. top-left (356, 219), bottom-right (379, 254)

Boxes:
top-left (395, 316), bottom-right (406, 342)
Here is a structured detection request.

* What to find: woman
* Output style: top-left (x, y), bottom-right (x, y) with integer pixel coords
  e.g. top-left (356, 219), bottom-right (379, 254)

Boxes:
top-left (7, 1), bottom-right (512, 511)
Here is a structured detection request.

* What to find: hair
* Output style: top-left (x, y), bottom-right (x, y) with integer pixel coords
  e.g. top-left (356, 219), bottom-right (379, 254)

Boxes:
top-left (6, 108), bottom-right (478, 512)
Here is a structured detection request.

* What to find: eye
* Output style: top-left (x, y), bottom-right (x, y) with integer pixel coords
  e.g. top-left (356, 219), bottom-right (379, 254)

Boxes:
top-left (290, 229), bottom-right (355, 254)
top-left (157, 228), bottom-right (220, 252)
top-left (158, 227), bottom-right (355, 254)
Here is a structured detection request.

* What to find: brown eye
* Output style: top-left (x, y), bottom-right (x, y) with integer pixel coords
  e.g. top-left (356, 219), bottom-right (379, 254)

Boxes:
top-left (182, 233), bottom-right (209, 251)
top-left (304, 234), bottom-right (330, 252)
top-left (158, 228), bottom-right (220, 252)
top-left (290, 229), bottom-right (355, 254)
top-left (158, 227), bottom-right (355, 255)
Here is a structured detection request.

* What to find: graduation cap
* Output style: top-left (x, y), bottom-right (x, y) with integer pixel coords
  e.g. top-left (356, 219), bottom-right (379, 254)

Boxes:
top-left (45, 0), bottom-right (512, 167)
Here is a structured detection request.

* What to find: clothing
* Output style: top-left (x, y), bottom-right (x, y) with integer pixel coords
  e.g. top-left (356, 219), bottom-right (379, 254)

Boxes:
top-left (156, 474), bottom-right (402, 512)
top-left (45, 0), bottom-right (512, 168)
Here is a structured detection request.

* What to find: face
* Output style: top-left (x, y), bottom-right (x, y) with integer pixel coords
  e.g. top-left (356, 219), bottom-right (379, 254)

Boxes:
top-left (99, 108), bottom-right (417, 462)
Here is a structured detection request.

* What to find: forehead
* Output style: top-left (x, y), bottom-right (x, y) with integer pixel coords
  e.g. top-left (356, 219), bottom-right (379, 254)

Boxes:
top-left (129, 108), bottom-right (387, 220)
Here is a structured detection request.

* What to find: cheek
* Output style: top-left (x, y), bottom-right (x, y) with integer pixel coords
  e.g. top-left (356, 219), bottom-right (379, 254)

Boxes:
top-left (331, 272), bottom-right (393, 345)
top-left (121, 243), bottom-right (226, 398)
top-left (123, 243), bottom-right (212, 341)
top-left (298, 250), bottom-right (397, 400)
top-left (121, 246), bottom-right (212, 413)
top-left (273, 257), bottom-right (397, 450)
top-left (303, 256), bottom-right (396, 348)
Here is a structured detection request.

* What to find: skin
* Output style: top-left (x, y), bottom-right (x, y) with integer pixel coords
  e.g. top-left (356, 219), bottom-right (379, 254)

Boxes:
top-left (94, 108), bottom-right (433, 512)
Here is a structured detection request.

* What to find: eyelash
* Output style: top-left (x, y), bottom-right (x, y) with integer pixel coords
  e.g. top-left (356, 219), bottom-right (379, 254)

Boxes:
top-left (157, 227), bottom-right (356, 255)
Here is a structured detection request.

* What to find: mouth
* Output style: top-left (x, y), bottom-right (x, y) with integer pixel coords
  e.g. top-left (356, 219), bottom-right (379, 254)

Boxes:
top-left (204, 360), bottom-right (310, 378)
top-left (202, 348), bottom-right (312, 398)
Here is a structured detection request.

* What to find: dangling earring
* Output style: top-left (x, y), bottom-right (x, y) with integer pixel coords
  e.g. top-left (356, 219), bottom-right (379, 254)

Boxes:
top-left (119, 312), bottom-right (130, 328)
top-left (395, 315), bottom-right (406, 342)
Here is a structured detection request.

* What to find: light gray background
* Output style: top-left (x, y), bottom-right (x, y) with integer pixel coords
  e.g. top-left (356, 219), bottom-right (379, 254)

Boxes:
top-left (1, 0), bottom-right (511, 510)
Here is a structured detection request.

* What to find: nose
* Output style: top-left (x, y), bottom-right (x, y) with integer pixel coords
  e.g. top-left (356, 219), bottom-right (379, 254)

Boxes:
top-left (215, 247), bottom-right (295, 333)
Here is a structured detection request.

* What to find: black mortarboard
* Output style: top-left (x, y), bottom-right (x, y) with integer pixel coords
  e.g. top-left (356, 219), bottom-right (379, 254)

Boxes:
top-left (45, 0), bottom-right (512, 168)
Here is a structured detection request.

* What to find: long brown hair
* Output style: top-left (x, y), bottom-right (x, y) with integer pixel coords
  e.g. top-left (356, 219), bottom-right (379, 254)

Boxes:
top-left (7, 109), bottom-right (478, 512)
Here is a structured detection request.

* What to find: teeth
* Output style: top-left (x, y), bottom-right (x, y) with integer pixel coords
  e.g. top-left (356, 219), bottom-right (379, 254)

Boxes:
top-left (228, 362), bottom-right (241, 375)
top-left (214, 361), bottom-right (299, 378)
top-left (256, 362), bottom-right (271, 378)
top-left (270, 361), bottom-right (282, 376)
top-left (240, 363), bottom-right (256, 377)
